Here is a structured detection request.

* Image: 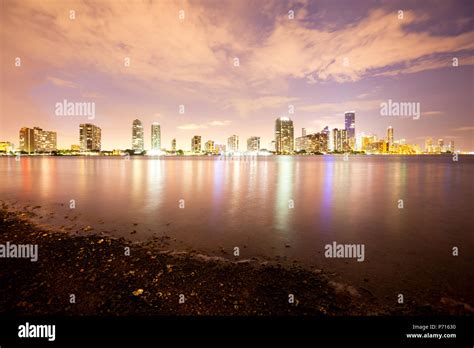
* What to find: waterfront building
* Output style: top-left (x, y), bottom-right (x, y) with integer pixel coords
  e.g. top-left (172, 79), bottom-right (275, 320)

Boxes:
top-left (227, 135), bottom-right (239, 153)
top-left (132, 119), bottom-right (144, 152)
top-left (275, 117), bottom-right (294, 154)
top-left (205, 140), bottom-right (215, 153)
top-left (192, 135), bottom-right (201, 153)
top-left (80, 123), bottom-right (101, 152)
top-left (151, 123), bottom-right (161, 151)
top-left (247, 136), bottom-right (260, 152)
top-left (387, 126), bottom-right (394, 151)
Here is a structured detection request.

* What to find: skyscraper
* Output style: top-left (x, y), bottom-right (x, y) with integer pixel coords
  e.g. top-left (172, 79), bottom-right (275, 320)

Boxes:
top-left (132, 119), bottom-right (144, 152)
top-left (448, 140), bottom-right (455, 153)
top-left (171, 138), bottom-right (177, 152)
top-left (80, 123), bottom-right (101, 152)
top-left (205, 140), bottom-right (215, 153)
top-left (191, 135), bottom-right (201, 153)
top-left (332, 128), bottom-right (348, 152)
top-left (19, 127), bottom-right (34, 153)
top-left (247, 136), bottom-right (260, 152)
top-left (151, 123), bottom-right (161, 151)
top-left (438, 139), bottom-right (444, 153)
top-left (275, 117), bottom-right (294, 154)
top-left (34, 127), bottom-right (57, 152)
top-left (302, 128), bottom-right (306, 137)
top-left (344, 111), bottom-right (355, 149)
top-left (227, 135), bottom-right (239, 153)
top-left (19, 127), bottom-right (57, 153)
top-left (425, 138), bottom-right (433, 153)
top-left (387, 126), bottom-right (394, 151)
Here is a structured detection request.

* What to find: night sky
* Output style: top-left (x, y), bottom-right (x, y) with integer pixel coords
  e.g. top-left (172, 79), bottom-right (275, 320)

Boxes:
top-left (1, 0), bottom-right (473, 151)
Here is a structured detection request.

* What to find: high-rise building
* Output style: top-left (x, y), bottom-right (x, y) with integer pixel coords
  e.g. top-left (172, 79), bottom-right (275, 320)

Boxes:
top-left (80, 123), bottom-right (101, 152)
top-left (321, 126), bottom-right (330, 136)
top-left (302, 128), bottom-right (306, 137)
top-left (151, 123), bottom-right (161, 151)
top-left (295, 132), bottom-right (328, 153)
top-left (205, 140), bottom-right (215, 153)
top-left (19, 127), bottom-right (57, 153)
top-left (387, 126), bottom-right (394, 151)
top-left (0, 142), bottom-right (14, 153)
top-left (215, 143), bottom-right (226, 154)
top-left (425, 138), bottom-right (433, 153)
top-left (227, 135), bottom-right (239, 153)
top-left (332, 128), bottom-right (348, 152)
top-left (19, 127), bottom-right (35, 153)
top-left (438, 139), bottom-right (444, 153)
top-left (344, 111), bottom-right (355, 149)
top-left (132, 119), bottom-right (144, 152)
top-left (34, 127), bottom-right (57, 152)
top-left (191, 135), bottom-right (201, 153)
top-left (247, 136), bottom-right (260, 152)
top-left (275, 117), bottom-right (294, 154)
top-left (345, 111), bottom-right (355, 138)
top-left (171, 138), bottom-right (177, 152)
top-left (448, 140), bottom-right (455, 153)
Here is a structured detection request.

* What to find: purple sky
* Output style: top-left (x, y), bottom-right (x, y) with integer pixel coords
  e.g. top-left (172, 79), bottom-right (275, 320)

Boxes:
top-left (1, 0), bottom-right (473, 151)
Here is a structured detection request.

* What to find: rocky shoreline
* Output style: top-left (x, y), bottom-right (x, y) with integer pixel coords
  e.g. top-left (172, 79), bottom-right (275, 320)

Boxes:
top-left (0, 207), bottom-right (468, 316)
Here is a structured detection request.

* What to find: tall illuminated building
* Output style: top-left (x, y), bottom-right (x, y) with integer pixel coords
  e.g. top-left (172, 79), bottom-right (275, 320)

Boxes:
top-left (387, 126), bottom-right (394, 151)
top-left (205, 140), bottom-right (215, 153)
top-left (171, 138), bottom-right (177, 152)
top-left (247, 136), bottom-right (260, 152)
top-left (448, 140), bottom-right (455, 153)
top-left (332, 128), bottom-right (348, 152)
top-left (275, 117), bottom-right (294, 154)
top-left (438, 139), bottom-right (444, 153)
top-left (80, 123), bottom-right (101, 152)
top-left (20, 127), bottom-right (57, 153)
top-left (227, 135), bottom-right (239, 153)
top-left (132, 119), bottom-right (144, 152)
top-left (19, 127), bottom-right (34, 153)
top-left (345, 111), bottom-right (355, 149)
top-left (191, 135), bottom-right (201, 153)
top-left (151, 123), bottom-right (161, 151)
top-left (425, 138), bottom-right (433, 153)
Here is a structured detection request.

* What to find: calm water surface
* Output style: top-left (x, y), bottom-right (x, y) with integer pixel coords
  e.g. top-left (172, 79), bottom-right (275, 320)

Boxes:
top-left (1, 156), bottom-right (473, 304)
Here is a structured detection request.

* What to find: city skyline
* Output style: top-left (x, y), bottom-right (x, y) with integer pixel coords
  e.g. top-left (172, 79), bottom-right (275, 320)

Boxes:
top-left (7, 115), bottom-right (459, 155)
top-left (1, 0), bottom-right (473, 151)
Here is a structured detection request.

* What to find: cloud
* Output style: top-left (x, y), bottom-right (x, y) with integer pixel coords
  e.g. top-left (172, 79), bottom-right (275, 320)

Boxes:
top-left (451, 126), bottom-right (474, 132)
top-left (248, 9), bottom-right (474, 84)
top-left (178, 120), bottom-right (231, 130)
top-left (208, 120), bottom-right (231, 126)
top-left (423, 111), bottom-right (443, 116)
top-left (46, 77), bottom-right (78, 88)
top-left (299, 99), bottom-right (383, 113)
top-left (177, 123), bottom-right (208, 130)
top-left (228, 96), bottom-right (299, 118)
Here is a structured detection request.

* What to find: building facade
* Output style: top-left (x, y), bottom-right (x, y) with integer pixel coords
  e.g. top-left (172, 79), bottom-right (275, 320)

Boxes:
top-left (275, 117), bottom-right (294, 154)
top-left (19, 127), bottom-right (57, 153)
top-left (227, 135), bottom-right (239, 153)
top-left (192, 135), bottom-right (201, 153)
top-left (132, 119), bottom-right (144, 152)
top-left (151, 123), bottom-right (161, 151)
top-left (247, 136), bottom-right (260, 152)
top-left (80, 123), bottom-right (101, 152)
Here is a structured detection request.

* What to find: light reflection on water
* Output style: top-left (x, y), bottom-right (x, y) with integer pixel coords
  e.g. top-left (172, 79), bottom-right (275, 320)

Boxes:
top-left (1, 155), bottom-right (473, 302)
